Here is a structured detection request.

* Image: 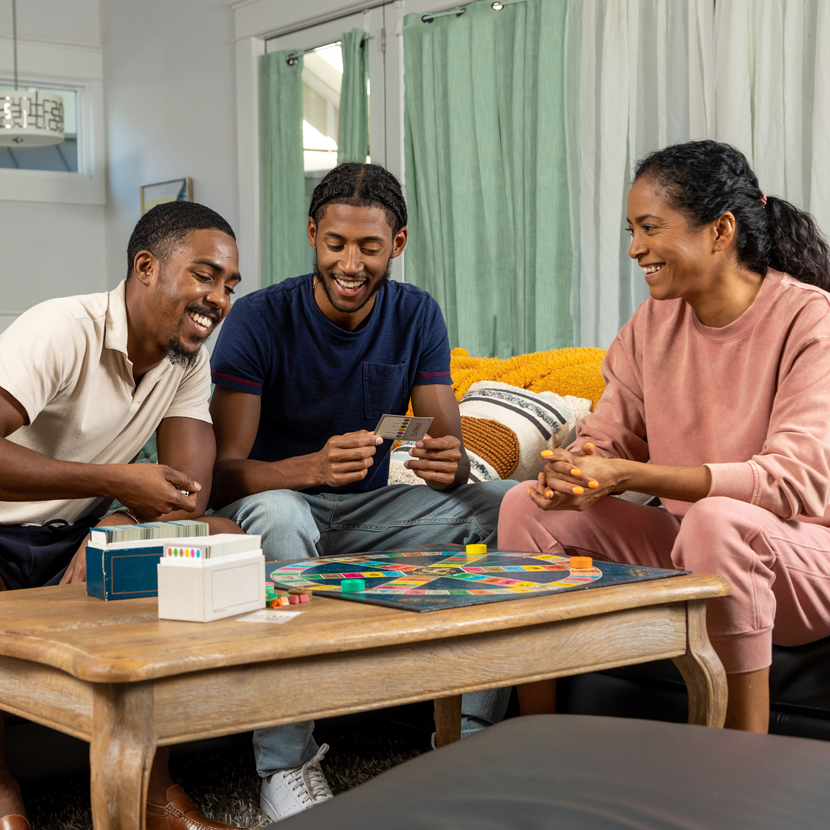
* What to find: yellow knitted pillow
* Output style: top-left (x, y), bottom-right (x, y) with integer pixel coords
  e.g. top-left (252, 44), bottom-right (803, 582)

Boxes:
top-left (449, 347), bottom-right (607, 409)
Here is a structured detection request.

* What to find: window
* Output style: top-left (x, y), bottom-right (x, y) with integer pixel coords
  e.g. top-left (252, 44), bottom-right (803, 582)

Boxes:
top-left (302, 43), bottom-right (343, 177)
top-left (0, 85), bottom-right (78, 172)
top-left (0, 39), bottom-right (105, 205)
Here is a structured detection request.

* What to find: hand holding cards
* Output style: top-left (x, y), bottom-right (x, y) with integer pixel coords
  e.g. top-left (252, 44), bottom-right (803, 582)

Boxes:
top-left (374, 414), bottom-right (434, 442)
top-left (400, 427), bottom-right (464, 487)
top-left (315, 429), bottom-right (384, 488)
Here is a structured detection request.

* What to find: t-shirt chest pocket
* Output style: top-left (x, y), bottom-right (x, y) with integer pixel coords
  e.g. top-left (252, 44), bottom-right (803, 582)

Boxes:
top-left (363, 360), bottom-right (410, 421)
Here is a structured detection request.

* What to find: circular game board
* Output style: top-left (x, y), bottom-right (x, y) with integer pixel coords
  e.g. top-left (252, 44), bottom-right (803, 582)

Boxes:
top-left (270, 550), bottom-right (603, 610)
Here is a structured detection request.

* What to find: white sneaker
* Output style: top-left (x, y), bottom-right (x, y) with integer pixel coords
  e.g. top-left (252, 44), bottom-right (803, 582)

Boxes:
top-left (260, 743), bottom-right (334, 822)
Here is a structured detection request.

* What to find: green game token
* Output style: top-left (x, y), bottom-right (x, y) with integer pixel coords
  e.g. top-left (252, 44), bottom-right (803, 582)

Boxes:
top-left (341, 578), bottom-right (366, 593)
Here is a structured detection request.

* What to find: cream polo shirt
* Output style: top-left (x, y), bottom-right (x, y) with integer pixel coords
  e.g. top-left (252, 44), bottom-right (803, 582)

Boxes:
top-left (0, 280), bottom-right (212, 526)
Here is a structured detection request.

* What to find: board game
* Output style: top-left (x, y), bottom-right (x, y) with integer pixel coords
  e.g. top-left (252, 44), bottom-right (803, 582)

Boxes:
top-left (269, 549), bottom-right (685, 612)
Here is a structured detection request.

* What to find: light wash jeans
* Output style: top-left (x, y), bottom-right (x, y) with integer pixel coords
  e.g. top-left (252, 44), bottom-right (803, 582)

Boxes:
top-left (215, 480), bottom-right (517, 776)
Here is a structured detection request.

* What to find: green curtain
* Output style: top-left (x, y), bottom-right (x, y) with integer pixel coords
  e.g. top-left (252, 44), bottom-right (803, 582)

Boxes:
top-left (261, 50), bottom-right (307, 286)
top-left (403, 0), bottom-right (572, 357)
top-left (337, 29), bottom-right (369, 164)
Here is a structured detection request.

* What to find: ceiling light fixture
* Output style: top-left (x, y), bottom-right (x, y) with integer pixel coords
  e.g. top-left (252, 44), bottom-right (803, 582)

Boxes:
top-left (0, 0), bottom-right (64, 147)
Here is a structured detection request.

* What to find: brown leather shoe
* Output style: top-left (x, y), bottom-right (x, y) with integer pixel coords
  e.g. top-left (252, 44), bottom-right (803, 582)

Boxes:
top-left (0, 816), bottom-right (32, 830)
top-left (145, 785), bottom-right (244, 830)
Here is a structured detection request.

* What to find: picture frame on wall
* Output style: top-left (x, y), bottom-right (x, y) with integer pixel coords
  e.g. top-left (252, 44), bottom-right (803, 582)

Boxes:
top-left (140, 177), bottom-right (192, 215)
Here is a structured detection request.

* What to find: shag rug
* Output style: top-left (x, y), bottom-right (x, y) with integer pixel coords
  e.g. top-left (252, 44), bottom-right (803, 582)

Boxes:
top-left (20, 703), bottom-right (436, 830)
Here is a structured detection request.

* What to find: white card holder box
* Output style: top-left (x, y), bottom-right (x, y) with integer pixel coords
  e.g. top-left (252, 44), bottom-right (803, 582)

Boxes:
top-left (157, 550), bottom-right (266, 622)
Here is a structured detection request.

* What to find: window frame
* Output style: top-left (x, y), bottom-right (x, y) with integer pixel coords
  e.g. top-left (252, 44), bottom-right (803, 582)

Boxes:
top-left (0, 38), bottom-right (105, 205)
top-left (231, 0), bottom-right (468, 293)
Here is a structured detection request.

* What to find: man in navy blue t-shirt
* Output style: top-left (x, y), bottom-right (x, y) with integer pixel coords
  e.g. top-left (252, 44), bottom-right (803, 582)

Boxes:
top-left (209, 163), bottom-right (515, 822)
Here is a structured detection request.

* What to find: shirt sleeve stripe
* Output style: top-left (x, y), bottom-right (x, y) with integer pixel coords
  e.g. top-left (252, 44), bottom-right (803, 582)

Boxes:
top-left (211, 370), bottom-right (263, 388)
top-left (415, 371), bottom-right (452, 378)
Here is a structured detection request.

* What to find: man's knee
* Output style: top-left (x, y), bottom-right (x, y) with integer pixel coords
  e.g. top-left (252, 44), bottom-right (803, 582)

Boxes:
top-left (200, 515), bottom-right (244, 535)
top-left (220, 490), bottom-right (316, 535)
top-left (463, 479), bottom-right (519, 514)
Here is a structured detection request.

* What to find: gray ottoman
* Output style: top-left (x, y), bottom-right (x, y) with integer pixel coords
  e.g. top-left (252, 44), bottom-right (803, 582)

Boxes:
top-left (274, 715), bottom-right (830, 829)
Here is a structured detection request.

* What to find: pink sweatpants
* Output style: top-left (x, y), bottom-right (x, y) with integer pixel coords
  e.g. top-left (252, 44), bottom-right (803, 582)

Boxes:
top-left (498, 488), bottom-right (830, 673)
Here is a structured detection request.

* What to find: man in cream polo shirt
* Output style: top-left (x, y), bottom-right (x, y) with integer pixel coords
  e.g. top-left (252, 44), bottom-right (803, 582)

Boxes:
top-left (0, 202), bottom-right (245, 830)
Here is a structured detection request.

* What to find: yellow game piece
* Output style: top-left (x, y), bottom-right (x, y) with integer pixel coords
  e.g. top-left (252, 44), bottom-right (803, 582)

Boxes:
top-left (569, 556), bottom-right (593, 570)
top-left (466, 544), bottom-right (487, 555)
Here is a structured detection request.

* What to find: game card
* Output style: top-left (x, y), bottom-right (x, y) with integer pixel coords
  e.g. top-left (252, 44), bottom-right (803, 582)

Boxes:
top-left (374, 414), bottom-right (433, 441)
top-left (237, 609), bottom-right (303, 624)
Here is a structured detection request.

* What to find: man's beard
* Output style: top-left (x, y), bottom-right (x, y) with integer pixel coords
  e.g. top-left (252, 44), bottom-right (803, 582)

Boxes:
top-left (313, 254), bottom-right (391, 315)
top-left (165, 337), bottom-right (200, 370)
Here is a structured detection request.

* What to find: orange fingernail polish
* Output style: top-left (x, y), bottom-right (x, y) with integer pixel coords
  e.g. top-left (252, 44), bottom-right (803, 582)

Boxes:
top-left (585, 442), bottom-right (594, 449)
top-left (589, 480), bottom-right (599, 489)
top-left (545, 490), bottom-right (553, 498)
top-left (541, 450), bottom-right (553, 457)
top-left (570, 468), bottom-right (580, 477)
top-left (572, 486), bottom-right (584, 495)
top-left (527, 486), bottom-right (531, 494)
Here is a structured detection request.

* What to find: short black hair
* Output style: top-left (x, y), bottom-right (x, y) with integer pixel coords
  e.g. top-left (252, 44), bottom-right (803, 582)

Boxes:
top-left (126, 201), bottom-right (236, 279)
top-left (308, 163), bottom-right (407, 235)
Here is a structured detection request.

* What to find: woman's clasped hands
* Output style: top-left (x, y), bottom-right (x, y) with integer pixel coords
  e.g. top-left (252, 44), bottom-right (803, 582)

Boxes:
top-left (527, 442), bottom-right (621, 511)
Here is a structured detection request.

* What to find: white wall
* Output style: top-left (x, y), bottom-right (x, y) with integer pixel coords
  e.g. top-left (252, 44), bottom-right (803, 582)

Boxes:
top-left (1, 0), bottom-right (376, 333)
top-left (0, 0), bottom-right (101, 46)
top-left (0, 0), bottom-right (105, 333)
top-left (101, 0), bottom-right (240, 287)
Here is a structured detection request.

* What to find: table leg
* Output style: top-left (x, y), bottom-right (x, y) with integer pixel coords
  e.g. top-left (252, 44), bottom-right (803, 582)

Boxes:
top-left (90, 682), bottom-right (156, 830)
top-left (433, 695), bottom-right (462, 747)
top-left (672, 599), bottom-right (728, 728)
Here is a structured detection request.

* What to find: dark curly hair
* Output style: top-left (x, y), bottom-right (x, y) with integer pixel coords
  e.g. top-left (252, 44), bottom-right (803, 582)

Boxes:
top-left (308, 162), bottom-right (407, 235)
top-left (126, 201), bottom-right (236, 279)
top-left (634, 140), bottom-right (830, 291)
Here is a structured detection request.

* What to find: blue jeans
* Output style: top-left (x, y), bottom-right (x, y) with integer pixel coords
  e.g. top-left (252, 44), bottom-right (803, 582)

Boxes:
top-left (216, 480), bottom-right (517, 775)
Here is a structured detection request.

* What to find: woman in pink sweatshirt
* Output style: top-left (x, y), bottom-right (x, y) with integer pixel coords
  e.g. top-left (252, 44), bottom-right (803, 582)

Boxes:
top-left (498, 140), bottom-right (830, 733)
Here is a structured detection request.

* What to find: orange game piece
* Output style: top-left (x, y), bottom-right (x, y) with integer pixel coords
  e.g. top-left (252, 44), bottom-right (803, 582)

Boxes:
top-left (569, 556), bottom-right (593, 570)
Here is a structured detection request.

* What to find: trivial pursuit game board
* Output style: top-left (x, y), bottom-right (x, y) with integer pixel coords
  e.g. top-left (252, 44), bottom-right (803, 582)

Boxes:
top-left (269, 550), bottom-right (684, 612)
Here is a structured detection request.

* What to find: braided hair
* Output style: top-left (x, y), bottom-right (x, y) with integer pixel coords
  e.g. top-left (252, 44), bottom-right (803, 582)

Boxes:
top-left (127, 201), bottom-right (235, 279)
top-left (308, 163), bottom-right (407, 235)
top-left (634, 140), bottom-right (830, 291)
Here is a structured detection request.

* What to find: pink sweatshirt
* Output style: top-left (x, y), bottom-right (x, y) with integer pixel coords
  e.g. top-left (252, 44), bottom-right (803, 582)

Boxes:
top-left (575, 269), bottom-right (830, 523)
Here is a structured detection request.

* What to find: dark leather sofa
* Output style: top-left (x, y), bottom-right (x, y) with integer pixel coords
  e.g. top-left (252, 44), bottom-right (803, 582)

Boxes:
top-left (557, 637), bottom-right (830, 740)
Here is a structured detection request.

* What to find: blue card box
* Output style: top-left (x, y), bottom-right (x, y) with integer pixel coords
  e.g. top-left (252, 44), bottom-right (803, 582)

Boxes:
top-left (86, 544), bottom-right (164, 600)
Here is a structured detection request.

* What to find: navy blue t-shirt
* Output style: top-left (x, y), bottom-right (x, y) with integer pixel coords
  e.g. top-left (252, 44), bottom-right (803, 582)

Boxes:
top-left (210, 274), bottom-right (453, 494)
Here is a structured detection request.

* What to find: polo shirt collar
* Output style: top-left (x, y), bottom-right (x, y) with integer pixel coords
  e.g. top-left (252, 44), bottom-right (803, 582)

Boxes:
top-left (105, 279), bottom-right (130, 357)
top-left (103, 279), bottom-right (173, 402)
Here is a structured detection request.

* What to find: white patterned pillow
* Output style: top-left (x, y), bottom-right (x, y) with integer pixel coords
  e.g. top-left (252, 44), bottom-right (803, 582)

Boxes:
top-left (385, 381), bottom-right (593, 486)
top-left (459, 381), bottom-right (591, 482)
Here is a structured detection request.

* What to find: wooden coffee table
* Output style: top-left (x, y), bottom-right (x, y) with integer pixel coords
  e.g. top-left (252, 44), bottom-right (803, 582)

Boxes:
top-left (0, 573), bottom-right (730, 830)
